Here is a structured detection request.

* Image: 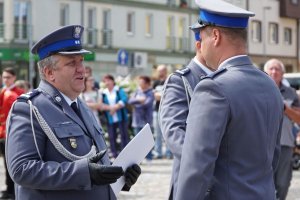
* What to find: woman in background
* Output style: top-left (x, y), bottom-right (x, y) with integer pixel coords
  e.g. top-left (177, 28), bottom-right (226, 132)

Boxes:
top-left (101, 74), bottom-right (129, 158)
top-left (80, 75), bottom-right (102, 125)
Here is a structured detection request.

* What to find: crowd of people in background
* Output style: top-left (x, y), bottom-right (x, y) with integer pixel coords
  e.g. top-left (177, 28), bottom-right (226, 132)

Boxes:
top-left (1, 59), bottom-right (300, 199)
top-left (78, 66), bottom-right (173, 161)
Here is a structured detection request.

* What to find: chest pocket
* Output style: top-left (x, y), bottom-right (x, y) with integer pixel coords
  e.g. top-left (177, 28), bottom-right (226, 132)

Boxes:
top-left (53, 123), bottom-right (93, 155)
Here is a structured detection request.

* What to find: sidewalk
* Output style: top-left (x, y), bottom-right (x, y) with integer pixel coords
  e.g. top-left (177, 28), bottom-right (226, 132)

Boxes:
top-left (1, 157), bottom-right (300, 199)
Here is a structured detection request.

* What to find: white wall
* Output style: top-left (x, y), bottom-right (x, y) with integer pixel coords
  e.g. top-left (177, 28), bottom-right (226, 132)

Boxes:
top-left (248, 0), bottom-right (297, 57)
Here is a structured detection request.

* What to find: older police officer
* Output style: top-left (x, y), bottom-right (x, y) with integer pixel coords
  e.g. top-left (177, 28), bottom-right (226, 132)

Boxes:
top-left (6, 25), bottom-right (140, 200)
top-left (159, 22), bottom-right (212, 200)
top-left (176, 0), bottom-right (283, 199)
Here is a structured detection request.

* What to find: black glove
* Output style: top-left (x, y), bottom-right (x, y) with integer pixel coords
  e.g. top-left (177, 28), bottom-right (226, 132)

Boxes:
top-left (88, 149), bottom-right (124, 185)
top-left (122, 164), bottom-right (141, 191)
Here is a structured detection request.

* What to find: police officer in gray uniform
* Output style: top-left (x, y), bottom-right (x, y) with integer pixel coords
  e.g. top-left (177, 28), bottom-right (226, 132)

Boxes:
top-left (176, 0), bottom-right (283, 199)
top-left (159, 22), bottom-right (212, 200)
top-left (6, 25), bottom-right (140, 200)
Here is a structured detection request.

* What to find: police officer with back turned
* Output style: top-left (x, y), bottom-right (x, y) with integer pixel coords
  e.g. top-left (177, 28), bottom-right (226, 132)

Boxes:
top-left (176, 0), bottom-right (283, 199)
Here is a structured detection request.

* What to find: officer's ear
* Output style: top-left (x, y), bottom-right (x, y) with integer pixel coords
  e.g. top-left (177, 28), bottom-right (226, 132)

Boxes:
top-left (212, 28), bottom-right (222, 47)
top-left (195, 40), bottom-right (201, 50)
top-left (44, 66), bottom-right (55, 82)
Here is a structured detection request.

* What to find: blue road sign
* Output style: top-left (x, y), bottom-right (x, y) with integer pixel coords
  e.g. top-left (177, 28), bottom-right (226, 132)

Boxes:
top-left (117, 49), bottom-right (129, 66)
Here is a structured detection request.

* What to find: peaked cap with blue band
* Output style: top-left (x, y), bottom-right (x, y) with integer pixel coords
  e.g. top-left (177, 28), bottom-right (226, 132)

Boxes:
top-left (31, 25), bottom-right (91, 60)
top-left (195, 0), bottom-right (255, 28)
top-left (189, 22), bottom-right (201, 41)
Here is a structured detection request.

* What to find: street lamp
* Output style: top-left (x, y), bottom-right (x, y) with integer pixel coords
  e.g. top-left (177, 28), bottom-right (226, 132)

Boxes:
top-left (262, 6), bottom-right (271, 63)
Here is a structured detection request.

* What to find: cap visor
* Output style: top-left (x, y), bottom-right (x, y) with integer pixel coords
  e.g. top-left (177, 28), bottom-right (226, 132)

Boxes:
top-left (189, 22), bottom-right (206, 31)
top-left (58, 49), bottom-right (91, 55)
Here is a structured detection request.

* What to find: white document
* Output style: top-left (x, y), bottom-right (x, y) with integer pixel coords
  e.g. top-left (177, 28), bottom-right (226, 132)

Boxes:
top-left (110, 123), bottom-right (154, 195)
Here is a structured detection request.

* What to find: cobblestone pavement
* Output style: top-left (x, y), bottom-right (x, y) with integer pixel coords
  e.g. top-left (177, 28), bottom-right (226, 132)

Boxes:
top-left (1, 157), bottom-right (300, 199)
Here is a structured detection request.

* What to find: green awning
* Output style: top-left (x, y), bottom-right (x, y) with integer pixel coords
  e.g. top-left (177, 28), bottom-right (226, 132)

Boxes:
top-left (0, 48), bottom-right (95, 61)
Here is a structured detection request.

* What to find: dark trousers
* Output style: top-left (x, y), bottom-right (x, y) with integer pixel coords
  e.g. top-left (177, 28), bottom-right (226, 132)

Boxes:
top-left (274, 145), bottom-right (293, 200)
top-left (107, 121), bottom-right (129, 158)
top-left (133, 127), bottom-right (153, 160)
top-left (0, 139), bottom-right (14, 194)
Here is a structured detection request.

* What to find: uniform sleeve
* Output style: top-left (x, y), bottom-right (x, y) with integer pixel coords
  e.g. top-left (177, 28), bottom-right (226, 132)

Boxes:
top-left (159, 74), bottom-right (189, 159)
top-left (6, 101), bottom-right (92, 190)
top-left (176, 79), bottom-right (230, 200)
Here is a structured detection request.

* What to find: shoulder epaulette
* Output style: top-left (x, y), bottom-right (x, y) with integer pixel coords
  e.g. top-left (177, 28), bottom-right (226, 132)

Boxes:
top-left (201, 68), bottom-right (227, 80)
top-left (174, 67), bottom-right (191, 76)
top-left (18, 89), bottom-right (41, 101)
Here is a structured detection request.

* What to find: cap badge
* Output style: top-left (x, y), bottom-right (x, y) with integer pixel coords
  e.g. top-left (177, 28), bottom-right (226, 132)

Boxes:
top-left (73, 26), bottom-right (82, 39)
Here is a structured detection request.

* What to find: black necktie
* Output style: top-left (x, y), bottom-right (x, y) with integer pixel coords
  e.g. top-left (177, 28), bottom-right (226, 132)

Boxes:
top-left (71, 102), bottom-right (83, 121)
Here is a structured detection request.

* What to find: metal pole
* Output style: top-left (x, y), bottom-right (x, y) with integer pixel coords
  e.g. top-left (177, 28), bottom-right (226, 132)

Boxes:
top-left (28, 1), bottom-right (35, 88)
top-left (263, 6), bottom-right (271, 64)
top-left (81, 0), bottom-right (84, 26)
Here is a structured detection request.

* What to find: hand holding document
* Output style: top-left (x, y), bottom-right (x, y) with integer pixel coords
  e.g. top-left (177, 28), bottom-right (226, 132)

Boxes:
top-left (111, 123), bottom-right (154, 195)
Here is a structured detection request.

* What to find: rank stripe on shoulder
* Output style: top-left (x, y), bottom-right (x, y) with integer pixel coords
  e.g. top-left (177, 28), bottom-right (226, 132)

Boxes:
top-left (18, 89), bottom-right (41, 101)
top-left (201, 67), bottom-right (227, 80)
top-left (175, 67), bottom-right (191, 76)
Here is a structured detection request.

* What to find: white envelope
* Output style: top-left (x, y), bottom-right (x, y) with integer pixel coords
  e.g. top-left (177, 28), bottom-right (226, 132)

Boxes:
top-left (110, 123), bottom-right (155, 195)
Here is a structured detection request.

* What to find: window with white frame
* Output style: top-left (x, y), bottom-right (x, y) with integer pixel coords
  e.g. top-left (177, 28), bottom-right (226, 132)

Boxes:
top-left (60, 4), bottom-right (69, 26)
top-left (14, 2), bottom-right (29, 41)
top-left (251, 20), bottom-right (261, 42)
top-left (178, 17), bottom-right (187, 51)
top-left (0, 3), bottom-right (3, 23)
top-left (0, 2), bottom-right (3, 38)
top-left (145, 14), bottom-right (153, 37)
top-left (166, 16), bottom-right (175, 50)
top-left (87, 8), bottom-right (97, 46)
top-left (284, 27), bottom-right (292, 45)
top-left (269, 23), bottom-right (278, 44)
top-left (127, 12), bottom-right (135, 35)
top-left (291, 0), bottom-right (299, 5)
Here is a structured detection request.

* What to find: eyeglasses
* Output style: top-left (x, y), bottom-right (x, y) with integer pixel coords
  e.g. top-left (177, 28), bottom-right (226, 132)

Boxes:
top-left (2, 76), bottom-right (13, 79)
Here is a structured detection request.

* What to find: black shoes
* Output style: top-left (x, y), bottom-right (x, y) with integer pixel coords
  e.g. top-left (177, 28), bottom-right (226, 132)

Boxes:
top-left (0, 191), bottom-right (15, 200)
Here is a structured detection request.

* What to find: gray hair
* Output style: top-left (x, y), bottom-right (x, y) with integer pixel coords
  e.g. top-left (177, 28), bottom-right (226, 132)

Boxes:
top-left (37, 55), bottom-right (59, 80)
top-left (263, 58), bottom-right (286, 73)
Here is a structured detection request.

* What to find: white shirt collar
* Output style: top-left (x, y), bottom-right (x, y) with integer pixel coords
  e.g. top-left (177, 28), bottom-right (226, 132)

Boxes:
top-left (59, 92), bottom-right (78, 106)
top-left (218, 55), bottom-right (248, 70)
top-left (4, 84), bottom-right (16, 90)
top-left (193, 57), bottom-right (213, 75)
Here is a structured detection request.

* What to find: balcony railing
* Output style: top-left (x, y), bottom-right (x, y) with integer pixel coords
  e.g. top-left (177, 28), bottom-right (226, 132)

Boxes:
top-left (14, 24), bottom-right (28, 42)
top-left (101, 29), bottom-right (113, 48)
top-left (0, 23), bottom-right (4, 39)
top-left (166, 36), bottom-right (176, 51)
top-left (178, 37), bottom-right (189, 52)
top-left (86, 28), bottom-right (98, 47)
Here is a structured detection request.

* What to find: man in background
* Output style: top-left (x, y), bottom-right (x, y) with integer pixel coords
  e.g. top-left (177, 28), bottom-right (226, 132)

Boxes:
top-left (85, 66), bottom-right (100, 90)
top-left (0, 67), bottom-right (24, 199)
top-left (153, 65), bottom-right (172, 159)
top-left (264, 58), bottom-right (300, 200)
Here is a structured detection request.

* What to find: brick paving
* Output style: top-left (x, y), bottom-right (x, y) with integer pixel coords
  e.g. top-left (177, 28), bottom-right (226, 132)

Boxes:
top-left (1, 157), bottom-right (300, 199)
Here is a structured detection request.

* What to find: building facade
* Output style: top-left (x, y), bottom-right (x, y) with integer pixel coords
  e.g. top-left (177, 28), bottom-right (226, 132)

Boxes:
top-left (0, 0), bottom-right (299, 87)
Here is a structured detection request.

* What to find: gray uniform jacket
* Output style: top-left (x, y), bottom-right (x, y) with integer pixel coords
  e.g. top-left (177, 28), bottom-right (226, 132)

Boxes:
top-left (176, 56), bottom-right (283, 200)
top-left (159, 60), bottom-right (207, 200)
top-left (6, 80), bottom-right (115, 200)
